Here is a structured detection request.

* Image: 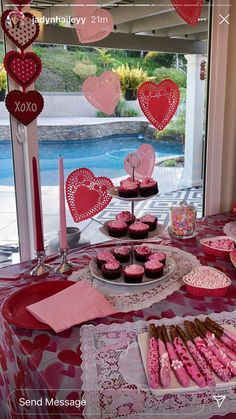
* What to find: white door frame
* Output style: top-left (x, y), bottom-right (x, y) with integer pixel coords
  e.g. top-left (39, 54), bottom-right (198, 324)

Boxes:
top-left (204, 0), bottom-right (230, 215)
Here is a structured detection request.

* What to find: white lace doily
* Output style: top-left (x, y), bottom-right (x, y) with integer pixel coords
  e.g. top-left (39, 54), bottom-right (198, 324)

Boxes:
top-left (80, 310), bottom-right (236, 419)
top-left (223, 221), bottom-right (236, 241)
top-left (68, 245), bottom-right (200, 312)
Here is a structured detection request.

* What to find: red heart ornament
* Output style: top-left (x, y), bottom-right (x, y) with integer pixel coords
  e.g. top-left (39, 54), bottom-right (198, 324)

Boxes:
top-left (74, 6), bottom-right (113, 43)
top-left (66, 168), bottom-right (113, 222)
top-left (4, 51), bottom-right (42, 89)
top-left (1, 11), bottom-right (40, 50)
top-left (171, 0), bottom-right (204, 26)
top-left (138, 79), bottom-right (180, 131)
top-left (124, 144), bottom-right (155, 179)
top-left (9, 0), bottom-right (31, 5)
top-left (5, 90), bottom-right (44, 126)
top-left (83, 71), bottom-right (121, 115)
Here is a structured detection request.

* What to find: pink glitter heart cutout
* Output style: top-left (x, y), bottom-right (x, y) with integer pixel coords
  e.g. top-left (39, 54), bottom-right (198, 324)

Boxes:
top-left (83, 71), bottom-right (121, 115)
top-left (124, 144), bottom-right (155, 180)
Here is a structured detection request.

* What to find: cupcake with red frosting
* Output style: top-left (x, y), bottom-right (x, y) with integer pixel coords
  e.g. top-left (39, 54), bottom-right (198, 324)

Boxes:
top-left (140, 178), bottom-right (158, 197)
top-left (118, 181), bottom-right (139, 198)
top-left (144, 260), bottom-right (164, 278)
top-left (107, 220), bottom-right (128, 237)
top-left (116, 211), bottom-right (136, 226)
top-left (120, 177), bottom-right (141, 187)
top-left (124, 264), bottom-right (144, 283)
top-left (128, 222), bottom-right (150, 239)
top-left (102, 260), bottom-right (122, 280)
top-left (148, 251), bottom-right (166, 266)
top-left (134, 245), bottom-right (152, 262)
top-left (139, 214), bottom-right (157, 231)
top-left (113, 246), bottom-right (131, 263)
top-left (96, 251), bottom-right (116, 269)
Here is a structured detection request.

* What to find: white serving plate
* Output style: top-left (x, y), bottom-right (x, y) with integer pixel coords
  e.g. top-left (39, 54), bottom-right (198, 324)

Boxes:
top-left (108, 187), bottom-right (158, 202)
top-left (89, 254), bottom-right (175, 287)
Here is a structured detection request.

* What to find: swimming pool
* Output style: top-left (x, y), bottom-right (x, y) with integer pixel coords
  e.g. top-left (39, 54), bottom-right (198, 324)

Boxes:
top-left (0, 135), bottom-right (183, 186)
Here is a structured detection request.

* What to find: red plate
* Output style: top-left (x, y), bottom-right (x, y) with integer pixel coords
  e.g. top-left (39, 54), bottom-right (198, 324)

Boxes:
top-left (2, 280), bottom-right (74, 330)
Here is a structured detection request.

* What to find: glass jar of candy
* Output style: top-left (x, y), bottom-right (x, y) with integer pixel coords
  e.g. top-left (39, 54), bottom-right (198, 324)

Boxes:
top-left (170, 202), bottom-right (197, 239)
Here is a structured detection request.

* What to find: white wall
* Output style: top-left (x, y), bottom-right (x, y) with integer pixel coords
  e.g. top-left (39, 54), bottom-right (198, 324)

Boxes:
top-left (0, 93), bottom-right (143, 120)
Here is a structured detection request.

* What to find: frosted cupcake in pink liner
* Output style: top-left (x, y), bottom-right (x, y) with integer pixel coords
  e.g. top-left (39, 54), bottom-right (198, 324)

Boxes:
top-left (107, 220), bottom-right (128, 237)
top-left (123, 264), bottom-right (144, 283)
top-left (116, 211), bottom-right (136, 226)
top-left (96, 251), bottom-right (116, 269)
top-left (113, 246), bottom-right (131, 263)
top-left (148, 251), bottom-right (166, 266)
top-left (118, 181), bottom-right (139, 198)
top-left (144, 260), bottom-right (164, 278)
top-left (102, 260), bottom-right (122, 280)
top-left (120, 177), bottom-right (141, 187)
top-left (140, 178), bottom-right (158, 197)
top-left (134, 245), bottom-right (152, 262)
top-left (128, 222), bottom-right (150, 239)
top-left (139, 214), bottom-right (157, 231)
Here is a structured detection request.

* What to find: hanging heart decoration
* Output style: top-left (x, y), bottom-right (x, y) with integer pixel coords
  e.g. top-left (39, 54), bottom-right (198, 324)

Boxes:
top-left (5, 90), bottom-right (44, 126)
top-left (138, 79), bottom-right (180, 131)
top-left (66, 168), bottom-right (113, 222)
top-left (9, 0), bottom-right (31, 5)
top-left (4, 51), bottom-right (42, 89)
top-left (1, 10), bottom-right (40, 50)
top-left (171, 0), bottom-right (204, 26)
top-left (83, 71), bottom-right (121, 115)
top-left (74, 4), bottom-right (113, 44)
top-left (124, 144), bottom-right (155, 179)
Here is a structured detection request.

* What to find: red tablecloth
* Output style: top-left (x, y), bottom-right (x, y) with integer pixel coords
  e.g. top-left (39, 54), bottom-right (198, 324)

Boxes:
top-left (0, 212), bottom-right (235, 418)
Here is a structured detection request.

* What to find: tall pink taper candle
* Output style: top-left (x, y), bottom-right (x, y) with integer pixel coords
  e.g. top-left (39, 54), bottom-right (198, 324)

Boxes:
top-left (59, 156), bottom-right (67, 250)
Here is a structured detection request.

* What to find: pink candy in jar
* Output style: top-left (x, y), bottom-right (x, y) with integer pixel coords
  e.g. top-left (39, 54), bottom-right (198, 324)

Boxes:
top-left (170, 202), bottom-right (196, 238)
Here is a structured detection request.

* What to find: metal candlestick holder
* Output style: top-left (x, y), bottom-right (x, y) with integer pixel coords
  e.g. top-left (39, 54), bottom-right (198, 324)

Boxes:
top-left (30, 250), bottom-right (53, 276)
top-left (54, 248), bottom-right (76, 274)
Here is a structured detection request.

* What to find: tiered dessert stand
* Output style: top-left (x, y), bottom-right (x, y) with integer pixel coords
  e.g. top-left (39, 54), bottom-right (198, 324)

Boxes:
top-left (90, 155), bottom-right (175, 287)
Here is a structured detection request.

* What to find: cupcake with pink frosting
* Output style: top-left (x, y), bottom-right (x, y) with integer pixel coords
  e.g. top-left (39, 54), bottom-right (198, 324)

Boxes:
top-left (107, 220), bottom-right (128, 237)
top-left (128, 222), bottom-right (149, 239)
top-left (102, 260), bottom-right (122, 280)
top-left (140, 178), bottom-right (158, 197)
top-left (118, 181), bottom-right (139, 198)
top-left (148, 252), bottom-right (166, 266)
top-left (116, 211), bottom-right (136, 226)
top-left (144, 260), bottom-right (164, 278)
top-left (139, 214), bottom-right (157, 231)
top-left (113, 246), bottom-right (131, 263)
top-left (96, 251), bottom-right (116, 269)
top-left (124, 264), bottom-right (144, 283)
top-left (134, 245), bottom-right (152, 262)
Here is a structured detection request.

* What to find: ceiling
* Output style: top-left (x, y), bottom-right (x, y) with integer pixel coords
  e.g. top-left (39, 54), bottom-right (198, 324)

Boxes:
top-left (30, 0), bottom-right (210, 42)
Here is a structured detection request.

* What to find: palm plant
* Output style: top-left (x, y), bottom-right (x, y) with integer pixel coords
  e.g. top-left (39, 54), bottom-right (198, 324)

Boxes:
top-left (113, 64), bottom-right (154, 100)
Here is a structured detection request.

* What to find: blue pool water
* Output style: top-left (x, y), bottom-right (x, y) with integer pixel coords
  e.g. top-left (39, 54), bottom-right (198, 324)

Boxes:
top-left (0, 135), bottom-right (183, 186)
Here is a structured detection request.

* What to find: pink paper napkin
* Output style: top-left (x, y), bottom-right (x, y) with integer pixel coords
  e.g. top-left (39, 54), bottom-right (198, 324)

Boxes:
top-left (26, 280), bottom-right (117, 333)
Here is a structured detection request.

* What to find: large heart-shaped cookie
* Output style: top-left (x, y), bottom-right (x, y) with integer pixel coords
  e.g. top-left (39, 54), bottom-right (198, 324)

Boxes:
top-left (83, 71), bottom-right (121, 115)
top-left (124, 144), bottom-right (155, 179)
top-left (66, 168), bottom-right (113, 222)
top-left (5, 90), bottom-right (44, 126)
top-left (138, 80), bottom-right (180, 131)
top-left (4, 51), bottom-right (42, 89)
top-left (74, 6), bottom-right (113, 43)
top-left (1, 11), bottom-right (40, 50)
top-left (171, 0), bottom-right (204, 26)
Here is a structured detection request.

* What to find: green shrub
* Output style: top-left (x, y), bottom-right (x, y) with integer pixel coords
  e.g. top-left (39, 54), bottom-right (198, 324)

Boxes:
top-left (122, 108), bottom-right (139, 117)
top-left (96, 98), bottom-right (139, 117)
top-left (163, 159), bottom-right (177, 167)
top-left (0, 65), bottom-right (7, 91)
top-left (73, 61), bottom-right (97, 80)
top-left (153, 67), bottom-right (186, 88)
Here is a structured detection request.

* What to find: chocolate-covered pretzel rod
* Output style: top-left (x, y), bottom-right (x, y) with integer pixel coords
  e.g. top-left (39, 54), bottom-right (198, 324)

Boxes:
top-left (176, 325), bottom-right (215, 387)
top-left (161, 325), bottom-right (190, 387)
top-left (205, 317), bottom-right (236, 351)
top-left (147, 324), bottom-right (159, 389)
top-left (195, 320), bottom-right (236, 376)
top-left (156, 326), bottom-right (171, 388)
top-left (202, 319), bottom-right (236, 360)
top-left (184, 321), bottom-right (232, 382)
top-left (169, 326), bottom-right (206, 388)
